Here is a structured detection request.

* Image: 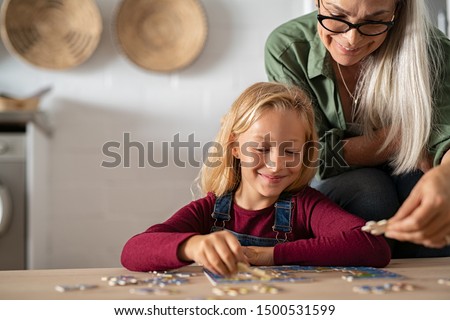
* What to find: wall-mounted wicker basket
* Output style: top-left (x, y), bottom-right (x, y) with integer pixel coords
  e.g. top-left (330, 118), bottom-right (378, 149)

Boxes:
top-left (0, 0), bottom-right (102, 70)
top-left (115, 0), bottom-right (208, 72)
top-left (0, 87), bottom-right (51, 112)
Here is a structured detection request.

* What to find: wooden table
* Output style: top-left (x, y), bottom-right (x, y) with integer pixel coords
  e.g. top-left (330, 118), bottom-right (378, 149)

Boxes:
top-left (0, 258), bottom-right (449, 300)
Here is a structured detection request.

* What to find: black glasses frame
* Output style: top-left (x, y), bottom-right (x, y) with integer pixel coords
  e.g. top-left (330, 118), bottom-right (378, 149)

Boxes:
top-left (317, 0), bottom-right (396, 36)
top-left (317, 14), bottom-right (395, 36)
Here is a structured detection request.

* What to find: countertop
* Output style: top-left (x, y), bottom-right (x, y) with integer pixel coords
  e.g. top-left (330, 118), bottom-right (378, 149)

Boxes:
top-left (0, 111), bottom-right (51, 135)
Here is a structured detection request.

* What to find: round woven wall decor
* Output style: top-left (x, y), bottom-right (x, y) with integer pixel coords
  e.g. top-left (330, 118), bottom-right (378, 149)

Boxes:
top-left (0, 0), bottom-right (102, 70)
top-left (115, 0), bottom-right (208, 72)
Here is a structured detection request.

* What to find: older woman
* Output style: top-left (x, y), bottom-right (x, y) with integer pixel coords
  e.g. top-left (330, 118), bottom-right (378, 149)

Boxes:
top-left (265, 0), bottom-right (450, 257)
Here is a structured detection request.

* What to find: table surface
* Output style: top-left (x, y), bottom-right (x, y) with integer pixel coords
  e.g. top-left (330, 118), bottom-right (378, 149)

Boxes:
top-left (0, 258), bottom-right (449, 300)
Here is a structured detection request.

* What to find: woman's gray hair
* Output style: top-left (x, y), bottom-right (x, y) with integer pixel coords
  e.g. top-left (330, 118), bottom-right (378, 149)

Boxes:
top-left (354, 0), bottom-right (443, 173)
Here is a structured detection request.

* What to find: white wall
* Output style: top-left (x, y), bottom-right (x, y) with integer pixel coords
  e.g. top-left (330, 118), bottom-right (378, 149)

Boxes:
top-left (0, 0), bottom-right (314, 269)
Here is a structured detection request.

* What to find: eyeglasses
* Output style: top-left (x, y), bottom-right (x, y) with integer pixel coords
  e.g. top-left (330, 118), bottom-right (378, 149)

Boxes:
top-left (317, 1), bottom-right (395, 36)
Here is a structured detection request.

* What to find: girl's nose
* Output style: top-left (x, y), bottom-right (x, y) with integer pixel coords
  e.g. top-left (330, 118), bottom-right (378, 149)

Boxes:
top-left (265, 149), bottom-right (284, 171)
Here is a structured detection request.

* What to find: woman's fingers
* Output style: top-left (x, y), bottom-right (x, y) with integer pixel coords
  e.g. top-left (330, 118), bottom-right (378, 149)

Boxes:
top-left (386, 164), bottom-right (450, 246)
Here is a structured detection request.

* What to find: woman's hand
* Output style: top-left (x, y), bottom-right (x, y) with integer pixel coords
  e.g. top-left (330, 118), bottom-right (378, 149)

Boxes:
top-left (242, 246), bottom-right (274, 266)
top-left (386, 151), bottom-right (450, 248)
top-left (177, 230), bottom-right (247, 276)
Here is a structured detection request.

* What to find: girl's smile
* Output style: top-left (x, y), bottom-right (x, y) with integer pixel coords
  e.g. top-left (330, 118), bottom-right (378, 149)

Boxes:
top-left (258, 173), bottom-right (287, 183)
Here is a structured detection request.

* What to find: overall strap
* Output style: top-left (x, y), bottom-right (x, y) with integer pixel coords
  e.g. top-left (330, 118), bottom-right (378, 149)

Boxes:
top-left (272, 192), bottom-right (293, 242)
top-left (211, 192), bottom-right (233, 231)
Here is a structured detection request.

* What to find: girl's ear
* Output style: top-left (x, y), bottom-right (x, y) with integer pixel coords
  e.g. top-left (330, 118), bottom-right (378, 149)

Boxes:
top-left (229, 133), bottom-right (240, 158)
top-left (232, 147), bottom-right (240, 159)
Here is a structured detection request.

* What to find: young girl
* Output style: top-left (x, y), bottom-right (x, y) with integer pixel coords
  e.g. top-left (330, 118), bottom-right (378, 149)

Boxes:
top-left (121, 82), bottom-right (390, 276)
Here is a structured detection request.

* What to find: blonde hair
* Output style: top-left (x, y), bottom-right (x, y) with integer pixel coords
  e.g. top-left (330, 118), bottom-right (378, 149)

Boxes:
top-left (354, 0), bottom-right (443, 173)
top-left (198, 82), bottom-right (318, 197)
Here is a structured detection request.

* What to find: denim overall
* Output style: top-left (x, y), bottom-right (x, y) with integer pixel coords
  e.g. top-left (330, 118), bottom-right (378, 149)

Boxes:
top-left (210, 192), bottom-right (293, 246)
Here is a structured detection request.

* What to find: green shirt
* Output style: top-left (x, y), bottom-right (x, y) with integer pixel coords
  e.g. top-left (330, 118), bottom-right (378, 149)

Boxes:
top-left (265, 11), bottom-right (450, 179)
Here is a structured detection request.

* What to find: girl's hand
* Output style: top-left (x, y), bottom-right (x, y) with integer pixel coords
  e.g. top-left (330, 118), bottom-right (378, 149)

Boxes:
top-left (242, 246), bottom-right (274, 266)
top-left (385, 156), bottom-right (450, 248)
top-left (177, 230), bottom-right (247, 276)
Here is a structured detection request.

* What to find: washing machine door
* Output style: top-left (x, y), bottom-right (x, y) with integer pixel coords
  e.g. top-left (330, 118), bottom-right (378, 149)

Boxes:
top-left (0, 183), bottom-right (12, 236)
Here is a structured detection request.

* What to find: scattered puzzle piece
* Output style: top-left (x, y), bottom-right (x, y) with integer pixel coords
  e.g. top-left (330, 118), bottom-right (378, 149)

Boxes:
top-left (130, 287), bottom-right (178, 296)
top-left (353, 282), bottom-right (416, 294)
top-left (253, 284), bottom-right (281, 294)
top-left (237, 262), bottom-right (271, 280)
top-left (211, 284), bottom-right (282, 297)
top-left (55, 284), bottom-right (98, 292)
top-left (102, 275), bottom-right (138, 286)
top-left (212, 286), bottom-right (249, 297)
top-left (140, 277), bottom-right (189, 287)
top-left (150, 271), bottom-right (198, 278)
top-left (339, 267), bottom-right (403, 281)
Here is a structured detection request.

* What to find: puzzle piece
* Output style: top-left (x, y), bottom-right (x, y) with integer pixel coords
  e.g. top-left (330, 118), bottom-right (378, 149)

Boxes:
top-left (353, 285), bottom-right (386, 294)
top-left (341, 267), bottom-right (402, 281)
top-left (150, 271), bottom-right (198, 278)
top-left (361, 219), bottom-right (388, 235)
top-left (102, 275), bottom-right (138, 286)
top-left (353, 282), bottom-right (416, 294)
top-left (211, 284), bottom-right (282, 297)
top-left (253, 284), bottom-right (281, 294)
top-left (237, 262), bottom-right (271, 280)
top-left (55, 284), bottom-right (98, 292)
top-left (130, 287), bottom-right (178, 296)
top-left (140, 277), bottom-right (189, 287)
top-left (212, 286), bottom-right (250, 297)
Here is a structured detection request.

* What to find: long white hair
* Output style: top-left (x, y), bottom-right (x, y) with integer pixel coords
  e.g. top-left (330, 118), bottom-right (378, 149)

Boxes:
top-left (354, 0), bottom-right (443, 173)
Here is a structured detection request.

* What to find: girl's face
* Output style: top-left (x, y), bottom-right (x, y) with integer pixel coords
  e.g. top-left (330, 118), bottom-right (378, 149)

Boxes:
top-left (317, 0), bottom-right (396, 66)
top-left (233, 109), bottom-right (306, 210)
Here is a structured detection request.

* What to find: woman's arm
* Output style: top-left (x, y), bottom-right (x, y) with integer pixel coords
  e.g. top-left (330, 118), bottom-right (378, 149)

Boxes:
top-left (343, 128), bottom-right (396, 166)
top-left (386, 149), bottom-right (450, 248)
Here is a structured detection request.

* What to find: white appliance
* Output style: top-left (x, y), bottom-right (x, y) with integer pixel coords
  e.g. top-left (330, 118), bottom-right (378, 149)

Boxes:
top-left (0, 131), bottom-right (26, 270)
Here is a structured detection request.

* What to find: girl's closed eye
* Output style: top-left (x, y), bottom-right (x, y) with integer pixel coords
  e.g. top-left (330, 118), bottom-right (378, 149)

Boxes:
top-left (284, 149), bottom-right (302, 156)
top-left (251, 146), bottom-right (301, 156)
top-left (253, 145), bottom-right (271, 153)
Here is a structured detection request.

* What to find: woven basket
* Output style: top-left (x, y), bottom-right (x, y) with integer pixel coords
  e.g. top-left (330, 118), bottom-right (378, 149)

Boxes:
top-left (0, 87), bottom-right (51, 112)
top-left (0, 0), bottom-right (102, 70)
top-left (115, 0), bottom-right (208, 72)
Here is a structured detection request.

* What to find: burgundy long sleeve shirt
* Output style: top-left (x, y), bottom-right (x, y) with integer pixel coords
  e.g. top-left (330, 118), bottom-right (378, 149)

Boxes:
top-left (121, 187), bottom-right (391, 271)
